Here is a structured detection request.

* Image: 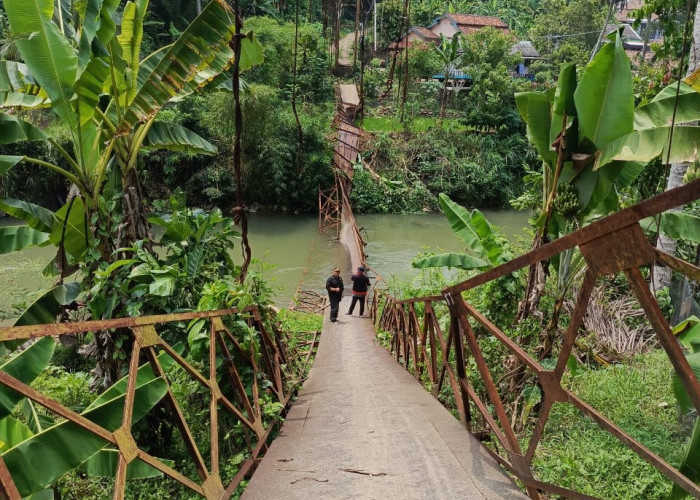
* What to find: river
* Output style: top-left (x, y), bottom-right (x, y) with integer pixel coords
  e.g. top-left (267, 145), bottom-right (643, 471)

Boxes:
top-left (0, 210), bottom-right (529, 323)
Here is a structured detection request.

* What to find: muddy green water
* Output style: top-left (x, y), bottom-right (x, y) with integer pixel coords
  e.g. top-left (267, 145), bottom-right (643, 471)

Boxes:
top-left (0, 210), bottom-right (529, 323)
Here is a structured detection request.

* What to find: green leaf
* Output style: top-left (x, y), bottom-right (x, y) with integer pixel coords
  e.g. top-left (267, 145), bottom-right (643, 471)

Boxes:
top-left (574, 32), bottom-right (633, 149)
top-left (597, 126), bottom-right (700, 170)
top-left (117, 0), bottom-right (237, 132)
top-left (669, 417), bottom-right (700, 500)
top-left (49, 198), bottom-right (89, 260)
top-left (0, 60), bottom-right (49, 108)
top-left (0, 198), bottom-right (55, 233)
top-left (0, 156), bottom-right (24, 176)
top-left (78, 449), bottom-right (173, 479)
top-left (0, 113), bottom-right (48, 145)
top-left (0, 338), bottom-right (55, 420)
top-left (0, 417), bottom-right (34, 452)
top-left (143, 121), bottom-right (217, 155)
top-left (186, 243), bottom-right (205, 277)
top-left (13, 283), bottom-right (81, 328)
top-left (149, 271), bottom-right (176, 297)
top-left (439, 193), bottom-right (489, 258)
top-left (412, 252), bottom-right (489, 270)
top-left (75, 56), bottom-right (110, 126)
top-left (117, 0), bottom-right (147, 99)
top-left (20, 400), bottom-right (53, 434)
top-left (87, 349), bottom-right (178, 410)
top-left (550, 64), bottom-right (577, 148)
top-left (4, 0), bottom-right (79, 134)
top-left (647, 212), bottom-right (700, 243)
top-left (237, 30), bottom-right (265, 72)
top-left (0, 226), bottom-right (50, 255)
top-left (515, 90), bottom-right (555, 166)
top-left (2, 377), bottom-right (168, 496)
top-left (673, 315), bottom-right (700, 352)
top-left (672, 352), bottom-right (700, 415)
top-left (635, 84), bottom-right (700, 129)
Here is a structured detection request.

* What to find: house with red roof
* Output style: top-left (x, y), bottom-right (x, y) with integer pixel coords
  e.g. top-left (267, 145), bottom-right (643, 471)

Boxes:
top-left (390, 13), bottom-right (510, 50)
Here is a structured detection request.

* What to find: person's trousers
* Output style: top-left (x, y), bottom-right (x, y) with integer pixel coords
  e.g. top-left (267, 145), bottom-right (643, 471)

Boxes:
top-left (347, 294), bottom-right (366, 316)
top-left (329, 297), bottom-right (341, 321)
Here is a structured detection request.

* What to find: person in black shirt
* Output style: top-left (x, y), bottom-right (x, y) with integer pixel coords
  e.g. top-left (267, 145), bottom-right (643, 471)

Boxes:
top-left (347, 266), bottom-right (371, 317)
top-left (325, 267), bottom-right (344, 322)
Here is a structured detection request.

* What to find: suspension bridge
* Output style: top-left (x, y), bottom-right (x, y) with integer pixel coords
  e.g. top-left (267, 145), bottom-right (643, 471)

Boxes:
top-left (0, 84), bottom-right (698, 500)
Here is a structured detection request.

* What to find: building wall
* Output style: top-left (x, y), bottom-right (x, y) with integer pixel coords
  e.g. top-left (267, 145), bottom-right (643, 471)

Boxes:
top-left (431, 19), bottom-right (459, 38)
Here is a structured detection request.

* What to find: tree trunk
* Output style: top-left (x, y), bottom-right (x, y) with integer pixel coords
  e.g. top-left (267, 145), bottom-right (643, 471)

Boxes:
top-left (651, 0), bottom-right (700, 291)
top-left (589, 0), bottom-right (616, 62)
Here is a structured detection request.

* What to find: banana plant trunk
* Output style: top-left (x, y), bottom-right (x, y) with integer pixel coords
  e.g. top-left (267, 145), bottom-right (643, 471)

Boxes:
top-left (121, 168), bottom-right (152, 248)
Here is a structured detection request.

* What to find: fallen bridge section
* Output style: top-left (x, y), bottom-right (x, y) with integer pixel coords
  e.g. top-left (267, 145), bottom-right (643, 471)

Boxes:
top-left (241, 313), bottom-right (527, 499)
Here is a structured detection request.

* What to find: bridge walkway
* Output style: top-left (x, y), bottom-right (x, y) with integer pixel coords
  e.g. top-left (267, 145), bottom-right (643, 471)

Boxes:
top-left (241, 307), bottom-right (527, 499)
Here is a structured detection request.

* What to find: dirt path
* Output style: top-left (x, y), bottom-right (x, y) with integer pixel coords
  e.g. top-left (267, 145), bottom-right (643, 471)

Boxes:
top-left (337, 31), bottom-right (357, 66)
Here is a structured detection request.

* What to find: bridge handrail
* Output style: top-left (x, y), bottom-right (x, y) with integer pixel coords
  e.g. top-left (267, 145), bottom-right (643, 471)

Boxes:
top-left (0, 304), bottom-right (298, 500)
top-left (370, 178), bottom-right (700, 499)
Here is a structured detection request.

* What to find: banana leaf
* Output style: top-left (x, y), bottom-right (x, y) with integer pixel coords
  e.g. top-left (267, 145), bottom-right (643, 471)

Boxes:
top-left (597, 126), bottom-right (700, 170)
top-left (668, 417), bottom-right (700, 500)
top-left (641, 212), bottom-right (700, 243)
top-left (48, 198), bottom-right (89, 261)
top-left (87, 349), bottom-right (178, 410)
top-left (574, 32), bottom-right (633, 149)
top-left (0, 113), bottom-right (48, 144)
top-left (0, 417), bottom-right (34, 452)
top-left (143, 121), bottom-right (217, 155)
top-left (20, 399), bottom-right (54, 434)
top-left (673, 316), bottom-right (700, 351)
top-left (412, 252), bottom-right (489, 270)
top-left (4, 0), bottom-right (79, 134)
top-left (437, 193), bottom-right (508, 265)
top-left (13, 283), bottom-right (81, 327)
top-left (117, 0), bottom-right (237, 132)
top-left (0, 226), bottom-right (51, 255)
top-left (0, 338), bottom-right (55, 420)
top-left (670, 350), bottom-right (700, 499)
top-left (117, 0), bottom-right (147, 99)
top-left (78, 449), bottom-right (174, 479)
top-left (2, 377), bottom-right (168, 496)
top-left (0, 198), bottom-right (55, 233)
top-left (515, 90), bottom-right (555, 167)
top-left (550, 63), bottom-right (577, 148)
top-left (635, 84), bottom-right (700, 129)
top-left (0, 156), bottom-right (24, 176)
top-left (0, 60), bottom-right (48, 108)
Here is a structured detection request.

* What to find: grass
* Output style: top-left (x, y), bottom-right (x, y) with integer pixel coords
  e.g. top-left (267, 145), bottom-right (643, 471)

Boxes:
top-left (531, 349), bottom-right (687, 499)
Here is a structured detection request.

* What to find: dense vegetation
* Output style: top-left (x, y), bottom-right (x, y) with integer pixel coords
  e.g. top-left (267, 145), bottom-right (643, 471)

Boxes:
top-left (0, 0), bottom-right (699, 498)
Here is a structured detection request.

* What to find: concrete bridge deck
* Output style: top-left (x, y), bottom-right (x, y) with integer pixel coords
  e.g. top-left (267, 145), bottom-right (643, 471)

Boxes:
top-left (242, 306), bottom-right (527, 499)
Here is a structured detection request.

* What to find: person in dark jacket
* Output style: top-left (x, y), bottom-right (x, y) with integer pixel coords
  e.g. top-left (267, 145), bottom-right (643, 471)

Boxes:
top-left (325, 267), bottom-right (344, 322)
top-left (347, 266), bottom-right (371, 316)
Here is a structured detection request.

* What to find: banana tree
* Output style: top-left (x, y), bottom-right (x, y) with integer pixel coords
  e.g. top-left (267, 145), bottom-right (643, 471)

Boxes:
top-left (514, 30), bottom-right (700, 326)
top-left (0, 337), bottom-right (173, 496)
top-left (434, 33), bottom-right (462, 122)
top-left (412, 193), bottom-right (511, 270)
top-left (0, 0), bottom-right (263, 265)
top-left (1, 0), bottom-right (262, 387)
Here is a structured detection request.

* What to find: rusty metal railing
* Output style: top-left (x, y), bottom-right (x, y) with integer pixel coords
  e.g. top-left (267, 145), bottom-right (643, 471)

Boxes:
top-left (0, 305), bottom-right (304, 499)
top-left (372, 179), bottom-right (700, 499)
